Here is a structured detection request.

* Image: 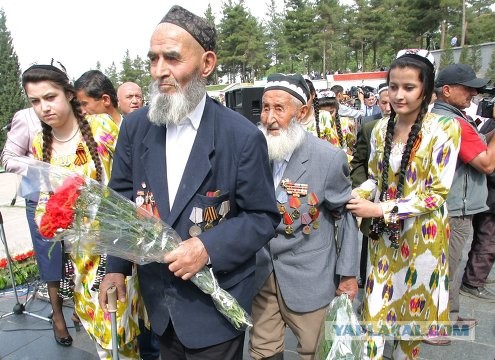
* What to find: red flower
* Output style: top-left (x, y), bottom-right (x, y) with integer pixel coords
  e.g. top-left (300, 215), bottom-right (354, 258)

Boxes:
top-left (39, 175), bottom-right (85, 238)
top-left (0, 258), bottom-right (7, 269)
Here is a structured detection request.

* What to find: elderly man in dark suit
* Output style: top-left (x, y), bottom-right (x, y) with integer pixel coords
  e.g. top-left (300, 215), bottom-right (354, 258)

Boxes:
top-left (249, 73), bottom-right (359, 360)
top-left (98, 5), bottom-right (280, 360)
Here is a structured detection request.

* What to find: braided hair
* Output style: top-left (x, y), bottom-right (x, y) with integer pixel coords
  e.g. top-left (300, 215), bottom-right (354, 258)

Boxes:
top-left (22, 65), bottom-right (104, 183)
top-left (379, 55), bottom-right (434, 202)
top-left (319, 97), bottom-right (344, 147)
top-left (304, 79), bottom-right (321, 137)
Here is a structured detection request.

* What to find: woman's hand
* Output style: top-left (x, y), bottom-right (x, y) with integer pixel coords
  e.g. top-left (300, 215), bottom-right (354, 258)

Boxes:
top-left (346, 198), bottom-right (383, 218)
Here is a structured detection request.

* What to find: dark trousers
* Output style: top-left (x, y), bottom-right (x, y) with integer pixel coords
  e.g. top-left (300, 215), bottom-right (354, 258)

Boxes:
top-left (138, 319), bottom-right (160, 360)
top-left (158, 321), bottom-right (244, 360)
top-left (462, 212), bottom-right (495, 287)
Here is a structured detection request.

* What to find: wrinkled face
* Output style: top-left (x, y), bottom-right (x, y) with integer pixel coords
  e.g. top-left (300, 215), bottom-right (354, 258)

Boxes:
top-left (25, 81), bottom-right (73, 129)
top-left (261, 90), bottom-right (305, 136)
top-left (378, 91), bottom-right (391, 116)
top-left (118, 84), bottom-right (143, 115)
top-left (148, 23), bottom-right (206, 95)
top-left (442, 84), bottom-right (478, 110)
top-left (76, 90), bottom-right (107, 116)
top-left (388, 67), bottom-right (424, 121)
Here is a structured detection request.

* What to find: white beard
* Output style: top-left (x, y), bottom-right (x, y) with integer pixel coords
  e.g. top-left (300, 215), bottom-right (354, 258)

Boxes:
top-left (260, 118), bottom-right (306, 161)
top-left (148, 73), bottom-right (206, 126)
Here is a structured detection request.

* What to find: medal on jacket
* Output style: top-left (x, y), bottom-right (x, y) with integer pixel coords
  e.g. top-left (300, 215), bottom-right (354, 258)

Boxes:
top-left (204, 206), bottom-right (218, 230)
top-left (283, 212), bottom-right (294, 235)
top-left (189, 207), bottom-right (203, 237)
top-left (218, 200), bottom-right (230, 223)
top-left (276, 192), bottom-right (288, 214)
top-left (301, 213), bottom-right (312, 235)
top-left (289, 195), bottom-right (301, 220)
top-left (307, 192), bottom-right (319, 216)
top-left (282, 180), bottom-right (308, 197)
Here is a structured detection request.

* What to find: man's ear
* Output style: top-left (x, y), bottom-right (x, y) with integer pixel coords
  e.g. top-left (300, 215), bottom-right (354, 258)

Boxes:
top-left (442, 85), bottom-right (451, 97)
top-left (101, 94), bottom-right (111, 106)
top-left (296, 104), bottom-right (309, 122)
top-left (201, 51), bottom-right (217, 78)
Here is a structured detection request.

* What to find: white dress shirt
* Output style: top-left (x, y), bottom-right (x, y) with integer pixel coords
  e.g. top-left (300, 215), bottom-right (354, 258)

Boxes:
top-left (166, 95), bottom-right (206, 209)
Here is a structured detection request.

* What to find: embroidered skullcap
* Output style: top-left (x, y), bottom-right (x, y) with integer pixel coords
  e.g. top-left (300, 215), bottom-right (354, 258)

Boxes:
top-left (396, 48), bottom-right (435, 71)
top-left (160, 5), bottom-right (216, 51)
top-left (377, 83), bottom-right (388, 95)
top-left (318, 89), bottom-right (336, 98)
top-left (264, 73), bottom-right (311, 105)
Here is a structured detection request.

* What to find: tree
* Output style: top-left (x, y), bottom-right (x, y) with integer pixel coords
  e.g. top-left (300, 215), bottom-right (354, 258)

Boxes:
top-left (282, 0), bottom-right (318, 74)
top-left (439, 46), bottom-right (455, 69)
top-left (104, 62), bottom-right (119, 85)
top-left (485, 49), bottom-right (495, 80)
top-left (263, 0), bottom-right (288, 74)
top-left (0, 9), bottom-right (25, 149)
top-left (468, 44), bottom-right (482, 73)
top-left (217, 0), bottom-right (269, 82)
top-left (459, 46), bottom-right (469, 63)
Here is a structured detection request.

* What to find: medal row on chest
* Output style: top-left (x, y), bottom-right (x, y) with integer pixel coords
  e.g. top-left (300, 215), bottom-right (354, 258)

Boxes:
top-left (188, 199), bottom-right (230, 237)
top-left (278, 179), bottom-right (319, 235)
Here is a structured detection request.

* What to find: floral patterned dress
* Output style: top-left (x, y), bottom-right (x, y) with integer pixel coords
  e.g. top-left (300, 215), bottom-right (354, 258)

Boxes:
top-left (355, 113), bottom-right (460, 359)
top-left (304, 110), bottom-right (356, 164)
top-left (33, 114), bottom-right (140, 359)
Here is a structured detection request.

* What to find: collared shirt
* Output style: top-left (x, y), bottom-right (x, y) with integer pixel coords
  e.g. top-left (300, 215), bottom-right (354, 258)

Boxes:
top-left (166, 95), bottom-right (206, 209)
top-left (273, 153), bottom-right (292, 189)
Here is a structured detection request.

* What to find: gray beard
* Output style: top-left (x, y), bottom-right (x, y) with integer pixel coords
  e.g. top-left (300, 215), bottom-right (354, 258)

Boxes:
top-left (148, 74), bottom-right (206, 126)
top-left (260, 118), bottom-right (306, 161)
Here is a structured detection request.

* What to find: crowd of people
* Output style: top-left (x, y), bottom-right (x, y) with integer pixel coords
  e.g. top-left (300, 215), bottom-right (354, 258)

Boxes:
top-left (1, 4), bottom-right (494, 360)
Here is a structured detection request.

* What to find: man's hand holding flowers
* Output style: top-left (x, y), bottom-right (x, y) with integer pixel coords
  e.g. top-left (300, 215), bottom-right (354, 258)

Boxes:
top-left (164, 237), bottom-right (209, 280)
top-left (336, 276), bottom-right (358, 301)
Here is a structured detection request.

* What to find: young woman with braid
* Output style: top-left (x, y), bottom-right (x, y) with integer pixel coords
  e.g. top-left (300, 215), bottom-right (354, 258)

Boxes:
top-left (304, 88), bottom-right (356, 164)
top-left (22, 63), bottom-right (140, 359)
top-left (346, 49), bottom-right (461, 359)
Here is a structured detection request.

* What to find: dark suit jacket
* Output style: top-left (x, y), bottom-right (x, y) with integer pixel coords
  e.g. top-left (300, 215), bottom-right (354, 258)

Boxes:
top-left (350, 119), bottom-right (378, 235)
top-left (106, 97), bottom-right (280, 348)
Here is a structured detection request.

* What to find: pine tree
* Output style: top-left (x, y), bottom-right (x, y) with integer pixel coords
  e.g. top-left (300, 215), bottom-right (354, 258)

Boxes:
top-left (459, 46), bottom-right (469, 64)
top-left (468, 45), bottom-right (482, 73)
top-left (0, 9), bottom-right (26, 149)
top-left (439, 47), bottom-right (455, 70)
top-left (485, 49), bottom-right (495, 80)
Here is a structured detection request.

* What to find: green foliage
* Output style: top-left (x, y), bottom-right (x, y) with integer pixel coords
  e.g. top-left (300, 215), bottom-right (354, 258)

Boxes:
top-left (104, 62), bottom-right (119, 86)
top-left (217, 0), bottom-right (269, 82)
top-left (468, 45), bottom-right (482, 73)
top-left (459, 46), bottom-right (469, 64)
top-left (0, 9), bottom-right (26, 149)
top-left (439, 46), bottom-right (455, 70)
top-left (485, 49), bottom-right (495, 81)
top-left (0, 256), bottom-right (39, 290)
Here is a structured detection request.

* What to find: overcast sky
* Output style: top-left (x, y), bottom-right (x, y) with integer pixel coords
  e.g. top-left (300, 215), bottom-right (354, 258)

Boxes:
top-left (0, 0), bottom-right (286, 79)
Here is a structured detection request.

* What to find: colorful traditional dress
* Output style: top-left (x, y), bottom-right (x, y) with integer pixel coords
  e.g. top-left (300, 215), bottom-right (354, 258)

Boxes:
top-left (33, 114), bottom-right (140, 359)
top-left (355, 113), bottom-right (460, 359)
top-left (304, 110), bottom-right (356, 164)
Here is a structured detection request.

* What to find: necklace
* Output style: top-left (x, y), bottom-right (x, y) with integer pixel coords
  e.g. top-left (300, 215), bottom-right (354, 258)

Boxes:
top-left (52, 128), bottom-right (80, 143)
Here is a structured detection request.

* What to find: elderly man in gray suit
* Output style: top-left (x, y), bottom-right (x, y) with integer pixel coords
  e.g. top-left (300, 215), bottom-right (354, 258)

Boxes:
top-left (249, 73), bottom-right (359, 360)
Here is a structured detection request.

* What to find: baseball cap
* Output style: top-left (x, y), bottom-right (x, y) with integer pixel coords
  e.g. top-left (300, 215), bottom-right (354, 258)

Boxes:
top-left (435, 64), bottom-right (489, 89)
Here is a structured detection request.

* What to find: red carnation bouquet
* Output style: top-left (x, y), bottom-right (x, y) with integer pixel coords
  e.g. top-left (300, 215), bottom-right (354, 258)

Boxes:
top-left (11, 156), bottom-right (252, 331)
top-left (39, 175), bottom-right (85, 238)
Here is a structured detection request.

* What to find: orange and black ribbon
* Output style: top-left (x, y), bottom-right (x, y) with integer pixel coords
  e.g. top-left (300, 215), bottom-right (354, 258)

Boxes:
top-left (74, 142), bottom-right (88, 166)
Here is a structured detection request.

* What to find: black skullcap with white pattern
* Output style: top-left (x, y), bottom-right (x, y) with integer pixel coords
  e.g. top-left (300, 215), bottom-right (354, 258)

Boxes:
top-left (264, 73), bottom-right (311, 105)
top-left (160, 5), bottom-right (216, 51)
